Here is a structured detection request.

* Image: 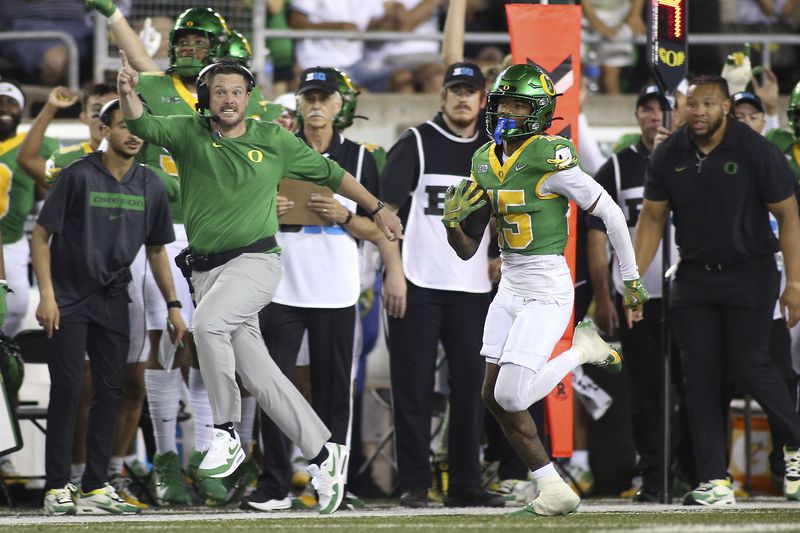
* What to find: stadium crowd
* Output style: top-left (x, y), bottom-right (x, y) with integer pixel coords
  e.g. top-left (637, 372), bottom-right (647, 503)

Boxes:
top-left (0, 0), bottom-right (799, 519)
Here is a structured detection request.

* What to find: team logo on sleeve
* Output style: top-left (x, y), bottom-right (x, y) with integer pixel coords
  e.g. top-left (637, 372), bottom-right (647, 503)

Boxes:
top-left (546, 144), bottom-right (577, 170)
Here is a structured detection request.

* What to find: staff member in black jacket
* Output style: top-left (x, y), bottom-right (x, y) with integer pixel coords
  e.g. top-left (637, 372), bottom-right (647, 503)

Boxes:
top-left (380, 62), bottom-right (504, 509)
top-left (631, 75), bottom-right (800, 506)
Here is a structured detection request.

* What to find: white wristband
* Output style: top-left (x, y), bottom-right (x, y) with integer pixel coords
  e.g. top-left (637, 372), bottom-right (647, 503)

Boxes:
top-left (0, 280), bottom-right (7, 285)
top-left (108, 8), bottom-right (123, 23)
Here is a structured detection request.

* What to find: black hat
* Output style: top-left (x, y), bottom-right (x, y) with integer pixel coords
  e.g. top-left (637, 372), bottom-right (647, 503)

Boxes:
top-left (297, 67), bottom-right (339, 95)
top-left (731, 91), bottom-right (764, 113)
top-left (636, 85), bottom-right (671, 110)
top-left (443, 62), bottom-right (485, 90)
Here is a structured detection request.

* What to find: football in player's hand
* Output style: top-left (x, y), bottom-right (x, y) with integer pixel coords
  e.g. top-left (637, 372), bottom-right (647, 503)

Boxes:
top-left (459, 194), bottom-right (492, 239)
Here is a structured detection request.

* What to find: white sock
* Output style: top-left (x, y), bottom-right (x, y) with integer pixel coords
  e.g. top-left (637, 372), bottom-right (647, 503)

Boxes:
top-left (124, 453), bottom-right (137, 465)
top-left (145, 368), bottom-right (182, 455)
top-left (235, 395), bottom-right (256, 455)
top-left (108, 456), bottom-right (124, 476)
top-left (570, 450), bottom-right (589, 470)
top-left (532, 462), bottom-right (558, 480)
top-left (189, 367), bottom-right (214, 453)
top-left (71, 463), bottom-right (85, 484)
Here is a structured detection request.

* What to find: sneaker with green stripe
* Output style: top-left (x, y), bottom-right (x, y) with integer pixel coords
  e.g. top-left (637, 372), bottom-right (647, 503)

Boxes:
top-left (76, 483), bottom-right (141, 514)
top-left (573, 321), bottom-right (622, 374)
top-left (198, 429), bottom-right (245, 479)
top-left (682, 479), bottom-right (735, 506)
top-left (43, 483), bottom-right (76, 515)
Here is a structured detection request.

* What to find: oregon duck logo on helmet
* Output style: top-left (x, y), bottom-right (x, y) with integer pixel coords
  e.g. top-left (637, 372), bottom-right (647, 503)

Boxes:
top-left (486, 63), bottom-right (558, 142)
top-left (788, 80), bottom-right (800, 139)
top-left (224, 30), bottom-right (253, 68)
top-left (169, 7), bottom-right (230, 78)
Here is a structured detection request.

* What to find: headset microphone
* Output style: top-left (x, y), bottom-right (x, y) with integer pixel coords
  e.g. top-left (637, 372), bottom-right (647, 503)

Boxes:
top-left (214, 130), bottom-right (222, 140)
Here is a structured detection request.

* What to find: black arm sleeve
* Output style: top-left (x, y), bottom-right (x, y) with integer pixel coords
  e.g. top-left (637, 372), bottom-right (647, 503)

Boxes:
top-left (380, 128), bottom-right (420, 207)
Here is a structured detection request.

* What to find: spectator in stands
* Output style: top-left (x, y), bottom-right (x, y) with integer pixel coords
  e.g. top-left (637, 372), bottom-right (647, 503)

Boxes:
top-left (267, 0), bottom-right (296, 95)
top-left (0, 0), bottom-right (92, 85)
top-left (631, 74), bottom-right (800, 505)
top-left (582, 0), bottom-right (645, 94)
top-left (362, 0), bottom-right (443, 93)
top-left (287, 0), bottom-right (405, 89)
top-left (34, 98), bottom-right (183, 515)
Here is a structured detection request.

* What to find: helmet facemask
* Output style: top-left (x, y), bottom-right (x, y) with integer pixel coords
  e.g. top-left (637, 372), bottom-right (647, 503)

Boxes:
top-left (485, 64), bottom-right (557, 144)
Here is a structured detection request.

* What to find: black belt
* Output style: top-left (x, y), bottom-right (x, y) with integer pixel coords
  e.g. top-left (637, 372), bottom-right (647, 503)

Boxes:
top-left (186, 236), bottom-right (277, 272)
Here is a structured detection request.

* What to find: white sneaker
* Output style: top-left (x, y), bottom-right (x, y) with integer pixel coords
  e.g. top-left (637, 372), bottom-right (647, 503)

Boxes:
top-left (245, 495), bottom-right (292, 511)
top-left (572, 321), bottom-right (622, 374)
top-left (307, 442), bottom-right (349, 514)
top-left (76, 483), bottom-right (140, 514)
top-left (43, 483), bottom-right (76, 515)
top-left (198, 428), bottom-right (246, 479)
top-left (518, 480), bottom-right (580, 516)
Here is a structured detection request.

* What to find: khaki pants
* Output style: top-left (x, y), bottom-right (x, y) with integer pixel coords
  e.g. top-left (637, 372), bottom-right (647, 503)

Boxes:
top-left (191, 252), bottom-right (330, 458)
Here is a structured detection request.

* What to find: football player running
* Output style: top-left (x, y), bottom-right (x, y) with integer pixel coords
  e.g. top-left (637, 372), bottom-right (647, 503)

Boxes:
top-left (442, 63), bottom-right (648, 516)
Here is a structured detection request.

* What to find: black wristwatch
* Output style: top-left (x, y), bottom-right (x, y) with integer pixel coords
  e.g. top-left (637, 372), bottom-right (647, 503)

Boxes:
top-left (370, 201), bottom-right (385, 217)
top-left (340, 211), bottom-right (353, 226)
top-left (167, 300), bottom-right (183, 309)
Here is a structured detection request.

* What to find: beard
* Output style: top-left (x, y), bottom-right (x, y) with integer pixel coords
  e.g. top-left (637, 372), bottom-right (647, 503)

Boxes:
top-left (691, 114), bottom-right (725, 142)
top-left (0, 113), bottom-right (21, 139)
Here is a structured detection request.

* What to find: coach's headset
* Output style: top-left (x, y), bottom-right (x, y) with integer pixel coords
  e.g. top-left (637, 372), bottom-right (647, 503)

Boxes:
top-left (194, 59), bottom-right (255, 116)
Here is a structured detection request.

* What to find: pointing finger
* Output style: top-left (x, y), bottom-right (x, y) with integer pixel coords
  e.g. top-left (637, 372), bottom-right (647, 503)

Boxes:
top-left (120, 49), bottom-right (129, 68)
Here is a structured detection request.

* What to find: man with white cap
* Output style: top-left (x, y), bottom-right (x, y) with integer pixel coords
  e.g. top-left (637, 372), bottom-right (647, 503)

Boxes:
top-left (0, 81), bottom-right (58, 337)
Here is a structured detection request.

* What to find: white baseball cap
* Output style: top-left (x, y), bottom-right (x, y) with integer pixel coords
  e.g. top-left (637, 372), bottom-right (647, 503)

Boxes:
top-left (0, 82), bottom-right (25, 109)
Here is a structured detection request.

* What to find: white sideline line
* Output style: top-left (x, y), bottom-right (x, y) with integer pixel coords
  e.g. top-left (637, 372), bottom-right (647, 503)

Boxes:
top-left (2, 500), bottom-right (800, 526)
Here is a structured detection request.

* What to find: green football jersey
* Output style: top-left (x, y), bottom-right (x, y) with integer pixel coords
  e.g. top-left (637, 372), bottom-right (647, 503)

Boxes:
top-left (613, 132), bottom-right (641, 154)
top-left (46, 141), bottom-right (93, 185)
top-left (0, 132), bottom-right (59, 243)
top-left (136, 72), bottom-right (273, 224)
top-left (126, 113), bottom-right (345, 256)
top-left (766, 128), bottom-right (800, 179)
top-left (358, 141), bottom-right (386, 174)
top-left (471, 135), bottom-right (575, 256)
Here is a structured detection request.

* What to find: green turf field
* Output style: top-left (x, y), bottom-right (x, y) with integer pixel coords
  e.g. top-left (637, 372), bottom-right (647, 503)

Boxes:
top-left (5, 505), bottom-right (800, 532)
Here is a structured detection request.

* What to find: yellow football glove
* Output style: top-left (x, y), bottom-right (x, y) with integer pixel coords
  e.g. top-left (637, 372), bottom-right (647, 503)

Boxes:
top-left (623, 278), bottom-right (649, 309)
top-left (441, 179), bottom-right (487, 229)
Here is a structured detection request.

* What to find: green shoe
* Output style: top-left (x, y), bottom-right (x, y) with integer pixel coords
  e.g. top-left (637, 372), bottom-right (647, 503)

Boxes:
top-left (345, 491), bottom-right (365, 509)
top-left (43, 483), bottom-right (76, 516)
top-left (76, 483), bottom-right (140, 514)
top-left (573, 321), bottom-right (622, 374)
top-left (150, 452), bottom-right (192, 506)
top-left (784, 446), bottom-right (800, 501)
top-left (188, 449), bottom-right (229, 505)
top-left (682, 479), bottom-right (735, 506)
top-left (206, 458), bottom-right (259, 507)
